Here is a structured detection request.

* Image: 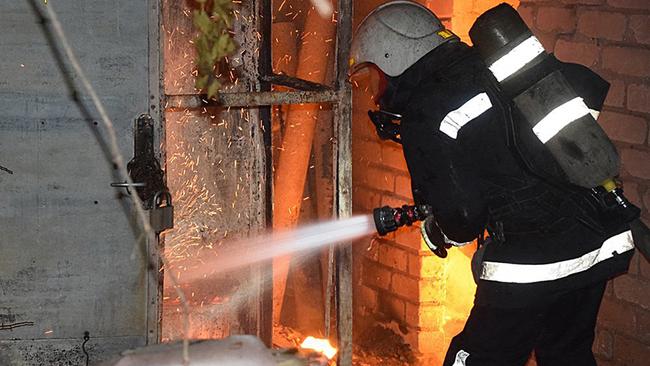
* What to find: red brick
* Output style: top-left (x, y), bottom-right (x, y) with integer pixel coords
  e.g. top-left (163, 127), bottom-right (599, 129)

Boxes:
top-left (578, 11), bottom-right (626, 41)
top-left (635, 256), bottom-right (649, 285)
top-left (537, 7), bottom-right (576, 33)
top-left (561, 0), bottom-right (604, 4)
top-left (405, 302), bottom-right (444, 328)
top-left (605, 279), bottom-right (614, 297)
top-left (628, 249), bottom-right (640, 275)
top-left (354, 139), bottom-right (382, 160)
top-left (604, 79), bottom-right (625, 108)
top-left (630, 15), bottom-right (650, 45)
top-left (612, 335), bottom-right (650, 366)
top-left (378, 243), bottom-right (409, 272)
top-left (352, 109), bottom-right (378, 141)
top-left (405, 301), bottom-right (420, 328)
top-left (353, 188), bottom-right (381, 211)
top-left (555, 39), bottom-right (600, 67)
top-left (622, 181), bottom-right (641, 208)
top-left (602, 46), bottom-right (650, 77)
top-left (535, 31), bottom-right (558, 53)
top-left (405, 329), bottom-right (445, 356)
top-left (381, 144), bottom-right (408, 172)
top-left (426, 0), bottom-right (452, 18)
top-left (352, 164), bottom-right (367, 187)
top-left (518, 6), bottom-right (535, 29)
top-left (621, 148), bottom-right (650, 180)
top-left (392, 272), bottom-right (419, 299)
top-left (378, 294), bottom-right (406, 323)
top-left (364, 260), bottom-right (392, 290)
top-left (627, 83), bottom-right (650, 114)
top-left (598, 111), bottom-right (648, 144)
top-left (593, 358), bottom-right (616, 366)
top-left (607, 0), bottom-right (650, 10)
top-left (394, 174), bottom-right (412, 199)
top-left (635, 308), bottom-right (650, 343)
top-left (365, 166), bottom-right (392, 190)
top-left (408, 253), bottom-right (421, 277)
top-left (357, 284), bottom-right (378, 313)
top-left (593, 329), bottom-right (614, 360)
top-left (597, 295), bottom-right (637, 334)
top-left (381, 193), bottom-right (406, 209)
top-left (613, 274), bottom-right (650, 310)
top-left (421, 255), bottom-right (446, 279)
top-left (419, 278), bottom-right (446, 302)
top-left (394, 225), bottom-right (422, 251)
top-left (640, 248), bottom-right (650, 280)
top-left (364, 237), bottom-right (380, 261)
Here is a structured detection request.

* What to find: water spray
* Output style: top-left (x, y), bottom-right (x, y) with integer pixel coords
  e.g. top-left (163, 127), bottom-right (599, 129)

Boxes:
top-left (174, 215), bottom-right (377, 285)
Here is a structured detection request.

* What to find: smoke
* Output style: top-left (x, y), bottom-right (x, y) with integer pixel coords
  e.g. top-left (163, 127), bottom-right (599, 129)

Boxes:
top-left (311, 0), bottom-right (334, 18)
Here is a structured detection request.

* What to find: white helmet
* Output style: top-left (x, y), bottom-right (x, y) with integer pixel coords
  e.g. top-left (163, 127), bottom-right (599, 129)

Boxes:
top-left (350, 1), bottom-right (459, 77)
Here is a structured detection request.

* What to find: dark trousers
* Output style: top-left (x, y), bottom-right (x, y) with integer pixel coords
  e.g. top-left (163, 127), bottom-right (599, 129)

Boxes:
top-left (442, 281), bottom-right (606, 366)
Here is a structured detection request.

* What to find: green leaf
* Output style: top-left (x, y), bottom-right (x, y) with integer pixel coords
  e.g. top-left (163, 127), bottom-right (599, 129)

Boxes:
top-left (207, 80), bottom-right (221, 99)
top-left (196, 74), bottom-right (209, 89)
top-left (192, 0), bottom-right (238, 100)
top-left (193, 10), bottom-right (212, 34)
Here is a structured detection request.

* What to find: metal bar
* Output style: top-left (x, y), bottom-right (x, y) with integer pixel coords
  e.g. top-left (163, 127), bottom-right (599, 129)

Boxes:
top-left (261, 74), bottom-right (331, 91)
top-left (164, 90), bottom-right (339, 109)
top-left (237, 0), bottom-right (266, 338)
top-left (256, 0), bottom-right (274, 348)
top-left (146, 0), bottom-right (164, 346)
top-left (335, 0), bottom-right (354, 365)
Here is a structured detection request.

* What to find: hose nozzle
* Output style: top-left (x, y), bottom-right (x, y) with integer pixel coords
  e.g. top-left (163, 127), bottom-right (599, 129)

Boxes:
top-left (373, 204), bottom-right (433, 236)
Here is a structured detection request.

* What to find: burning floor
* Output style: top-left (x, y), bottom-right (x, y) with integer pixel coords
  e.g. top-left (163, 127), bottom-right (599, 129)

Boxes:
top-left (273, 324), bottom-right (413, 366)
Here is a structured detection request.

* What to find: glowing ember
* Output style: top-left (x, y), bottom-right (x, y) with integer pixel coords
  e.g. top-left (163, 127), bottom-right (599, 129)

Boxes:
top-left (300, 336), bottom-right (337, 360)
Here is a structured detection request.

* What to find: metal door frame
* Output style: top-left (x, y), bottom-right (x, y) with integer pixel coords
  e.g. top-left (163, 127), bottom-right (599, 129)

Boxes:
top-left (148, 0), bottom-right (165, 345)
top-left (162, 0), bottom-right (354, 364)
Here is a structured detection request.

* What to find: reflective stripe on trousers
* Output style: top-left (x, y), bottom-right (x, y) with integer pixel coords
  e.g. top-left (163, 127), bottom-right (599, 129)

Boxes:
top-left (480, 230), bottom-right (635, 283)
top-left (452, 350), bottom-right (470, 366)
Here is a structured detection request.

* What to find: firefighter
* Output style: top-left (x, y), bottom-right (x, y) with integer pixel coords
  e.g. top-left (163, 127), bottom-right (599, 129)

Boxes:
top-left (350, 2), bottom-right (638, 365)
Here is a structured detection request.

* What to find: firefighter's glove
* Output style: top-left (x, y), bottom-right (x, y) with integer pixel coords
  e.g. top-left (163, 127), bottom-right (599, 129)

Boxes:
top-left (421, 216), bottom-right (451, 258)
top-left (367, 110), bottom-right (402, 144)
top-left (421, 216), bottom-right (472, 258)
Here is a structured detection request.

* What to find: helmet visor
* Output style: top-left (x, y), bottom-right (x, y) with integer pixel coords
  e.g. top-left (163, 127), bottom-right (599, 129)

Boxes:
top-left (349, 63), bottom-right (389, 105)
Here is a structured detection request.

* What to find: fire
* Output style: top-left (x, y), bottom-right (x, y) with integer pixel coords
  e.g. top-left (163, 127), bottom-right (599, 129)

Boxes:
top-left (300, 336), bottom-right (337, 360)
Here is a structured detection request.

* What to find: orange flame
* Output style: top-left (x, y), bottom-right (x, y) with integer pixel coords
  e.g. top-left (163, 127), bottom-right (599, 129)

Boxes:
top-left (300, 336), bottom-right (337, 360)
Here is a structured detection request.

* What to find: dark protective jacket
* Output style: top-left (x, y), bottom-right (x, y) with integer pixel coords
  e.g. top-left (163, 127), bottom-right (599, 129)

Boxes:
top-left (380, 41), bottom-right (634, 307)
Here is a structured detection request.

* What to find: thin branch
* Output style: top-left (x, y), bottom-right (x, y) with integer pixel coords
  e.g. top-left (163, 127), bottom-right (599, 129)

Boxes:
top-left (35, 1), bottom-right (190, 363)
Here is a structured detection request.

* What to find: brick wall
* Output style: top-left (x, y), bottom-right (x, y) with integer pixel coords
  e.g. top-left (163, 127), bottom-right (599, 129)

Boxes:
top-left (352, 2), bottom-right (479, 363)
top-left (518, 1), bottom-right (650, 364)
top-left (352, 1), bottom-right (512, 363)
top-left (452, 0), bottom-right (521, 42)
top-left (351, 4), bottom-right (457, 362)
top-left (352, 60), bottom-right (449, 363)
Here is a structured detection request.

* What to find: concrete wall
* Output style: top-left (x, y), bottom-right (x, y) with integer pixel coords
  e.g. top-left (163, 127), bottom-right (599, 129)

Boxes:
top-left (0, 1), bottom-right (160, 364)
